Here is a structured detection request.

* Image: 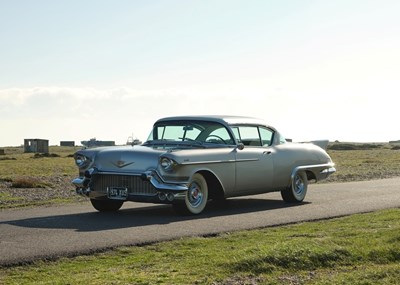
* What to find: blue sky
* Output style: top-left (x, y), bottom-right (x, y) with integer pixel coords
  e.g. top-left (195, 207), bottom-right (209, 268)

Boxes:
top-left (1, 0), bottom-right (399, 146)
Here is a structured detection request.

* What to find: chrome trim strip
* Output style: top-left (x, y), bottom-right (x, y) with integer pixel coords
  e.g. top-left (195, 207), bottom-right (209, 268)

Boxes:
top-left (181, 159), bottom-right (235, 165)
top-left (236, 158), bottom-right (260, 162)
top-left (180, 158), bottom-right (259, 165)
top-left (291, 163), bottom-right (336, 181)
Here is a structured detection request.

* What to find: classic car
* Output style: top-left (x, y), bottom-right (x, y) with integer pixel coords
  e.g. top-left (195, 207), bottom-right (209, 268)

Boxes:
top-left (72, 116), bottom-right (336, 215)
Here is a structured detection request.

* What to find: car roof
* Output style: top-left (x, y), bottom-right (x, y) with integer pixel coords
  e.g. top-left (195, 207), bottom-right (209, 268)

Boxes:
top-left (155, 115), bottom-right (273, 128)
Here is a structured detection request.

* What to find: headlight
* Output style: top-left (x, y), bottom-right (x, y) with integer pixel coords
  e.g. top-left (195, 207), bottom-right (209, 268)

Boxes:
top-left (160, 157), bottom-right (177, 172)
top-left (75, 154), bottom-right (91, 168)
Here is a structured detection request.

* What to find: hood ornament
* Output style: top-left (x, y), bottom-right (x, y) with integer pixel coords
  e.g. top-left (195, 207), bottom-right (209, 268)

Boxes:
top-left (113, 160), bottom-right (134, 168)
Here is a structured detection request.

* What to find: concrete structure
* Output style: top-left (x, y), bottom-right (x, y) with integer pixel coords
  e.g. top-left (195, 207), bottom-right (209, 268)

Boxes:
top-left (60, 141), bottom-right (75, 147)
top-left (24, 139), bottom-right (49, 153)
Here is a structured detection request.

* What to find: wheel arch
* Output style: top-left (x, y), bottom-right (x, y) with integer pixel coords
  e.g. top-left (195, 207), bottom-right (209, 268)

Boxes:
top-left (305, 170), bottom-right (317, 182)
top-left (197, 170), bottom-right (225, 200)
top-left (290, 163), bottom-right (333, 186)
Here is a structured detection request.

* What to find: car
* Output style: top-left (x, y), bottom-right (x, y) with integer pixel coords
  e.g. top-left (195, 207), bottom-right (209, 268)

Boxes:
top-left (72, 115), bottom-right (336, 215)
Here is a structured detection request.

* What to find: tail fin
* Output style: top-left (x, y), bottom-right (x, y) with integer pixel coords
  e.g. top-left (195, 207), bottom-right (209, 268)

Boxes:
top-left (310, 140), bottom-right (329, 150)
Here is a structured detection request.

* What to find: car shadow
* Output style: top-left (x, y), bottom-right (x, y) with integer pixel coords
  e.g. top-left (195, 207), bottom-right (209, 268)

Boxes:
top-left (1, 198), bottom-right (310, 232)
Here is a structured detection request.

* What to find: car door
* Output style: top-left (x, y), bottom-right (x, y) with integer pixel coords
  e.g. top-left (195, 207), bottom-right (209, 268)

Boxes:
top-left (232, 126), bottom-right (275, 195)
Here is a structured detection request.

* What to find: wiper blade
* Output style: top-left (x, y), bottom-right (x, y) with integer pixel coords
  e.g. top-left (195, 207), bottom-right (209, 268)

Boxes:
top-left (143, 139), bottom-right (171, 145)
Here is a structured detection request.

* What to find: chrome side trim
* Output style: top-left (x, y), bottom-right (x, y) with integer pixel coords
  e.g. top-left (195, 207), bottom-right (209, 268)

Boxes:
top-left (236, 158), bottom-right (260, 162)
top-left (291, 163), bottom-right (336, 181)
top-left (180, 158), bottom-right (260, 165)
top-left (181, 159), bottom-right (235, 165)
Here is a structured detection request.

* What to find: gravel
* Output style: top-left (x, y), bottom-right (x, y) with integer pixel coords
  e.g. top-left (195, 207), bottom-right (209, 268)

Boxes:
top-left (0, 175), bottom-right (85, 208)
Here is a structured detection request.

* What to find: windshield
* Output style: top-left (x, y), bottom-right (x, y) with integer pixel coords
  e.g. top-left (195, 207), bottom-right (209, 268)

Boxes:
top-left (145, 120), bottom-right (235, 147)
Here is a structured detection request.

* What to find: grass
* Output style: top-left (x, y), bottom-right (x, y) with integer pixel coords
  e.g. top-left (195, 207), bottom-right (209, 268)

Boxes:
top-left (0, 146), bottom-right (78, 180)
top-left (0, 208), bottom-right (399, 284)
top-left (10, 177), bottom-right (51, 188)
top-left (0, 146), bottom-right (84, 209)
top-left (327, 144), bottom-right (400, 183)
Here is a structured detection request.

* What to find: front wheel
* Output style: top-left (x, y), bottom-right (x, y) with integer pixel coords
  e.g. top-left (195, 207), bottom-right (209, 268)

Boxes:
top-left (90, 199), bottom-right (124, 212)
top-left (281, 171), bottom-right (308, 203)
top-left (173, 173), bottom-right (208, 215)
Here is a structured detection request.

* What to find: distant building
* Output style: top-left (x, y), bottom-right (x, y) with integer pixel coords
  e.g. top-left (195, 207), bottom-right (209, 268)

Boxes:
top-left (0, 149), bottom-right (5, 155)
top-left (24, 139), bottom-right (49, 153)
top-left (81, 138), bottom-right (115, 148)
top-left (60, 141), bottom-right (75, 147)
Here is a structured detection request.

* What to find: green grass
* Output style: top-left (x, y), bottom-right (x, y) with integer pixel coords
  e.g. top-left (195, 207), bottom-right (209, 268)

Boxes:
top-left (1, 208), bottom-right (399, 284)
top-left (0, 146), bottom-right (78, 180)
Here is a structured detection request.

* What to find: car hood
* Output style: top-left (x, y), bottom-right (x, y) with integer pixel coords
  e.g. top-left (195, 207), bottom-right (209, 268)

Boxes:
top-left (82, 145), bottom-right (165, 173)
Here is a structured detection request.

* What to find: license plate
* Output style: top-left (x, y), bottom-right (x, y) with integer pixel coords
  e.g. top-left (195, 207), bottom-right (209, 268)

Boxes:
top-left (107, 187), bottom-right (128, 200)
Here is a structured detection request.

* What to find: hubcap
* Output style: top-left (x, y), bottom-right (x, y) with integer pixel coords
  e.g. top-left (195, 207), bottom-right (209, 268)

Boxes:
top-left (294, 174), bottom-right (305, 195)
top-left (188, 182), bottom-right (203, 207)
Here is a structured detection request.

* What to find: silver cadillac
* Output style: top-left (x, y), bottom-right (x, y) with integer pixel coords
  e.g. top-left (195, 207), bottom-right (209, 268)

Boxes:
top-left (72, 116), bottom-right (336, 215)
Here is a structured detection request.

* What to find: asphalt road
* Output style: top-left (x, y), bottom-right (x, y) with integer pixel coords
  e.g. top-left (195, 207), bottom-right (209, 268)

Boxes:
top-left (1, 178), bottom-right (399, 266)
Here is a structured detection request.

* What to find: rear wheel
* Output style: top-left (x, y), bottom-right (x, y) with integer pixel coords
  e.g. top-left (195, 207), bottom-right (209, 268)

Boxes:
top-left (281, 171), bottom-right (308, 203)
top-left (173, 173), bottom-right (208, 215)
top-left (90, 199), bottom-right (124, 212)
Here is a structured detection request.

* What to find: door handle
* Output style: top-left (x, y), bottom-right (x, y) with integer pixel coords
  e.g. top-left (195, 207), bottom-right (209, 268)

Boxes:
top-left (263, 151), bottom-right (272, 155)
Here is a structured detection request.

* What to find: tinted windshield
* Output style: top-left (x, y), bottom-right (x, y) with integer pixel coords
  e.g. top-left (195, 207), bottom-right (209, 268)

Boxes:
top-left (146, 120), bottom-right (235, 146)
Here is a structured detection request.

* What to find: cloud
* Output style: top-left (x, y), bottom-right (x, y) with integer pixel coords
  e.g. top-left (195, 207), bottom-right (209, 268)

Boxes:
top-left (0, 87), bottom-right (245, 146)
top-left (0, 85), bottom-right (397, 147)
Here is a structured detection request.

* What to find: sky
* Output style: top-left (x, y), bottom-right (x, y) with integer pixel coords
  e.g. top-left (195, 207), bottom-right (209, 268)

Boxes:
top-left (1, 0), bottom-right (399, 147)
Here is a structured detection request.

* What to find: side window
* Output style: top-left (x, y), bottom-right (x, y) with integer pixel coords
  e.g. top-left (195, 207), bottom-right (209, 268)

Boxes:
top-left (236, 126), bottom-right (261, 146)
top-left (207, 127), bottom-right (234, 144)
top-left (231, 127), bottom-right (240, 141)
top-left (259, 127), bottom-right (274, 146)
top-left (233, 126), bottom-right (275, 147)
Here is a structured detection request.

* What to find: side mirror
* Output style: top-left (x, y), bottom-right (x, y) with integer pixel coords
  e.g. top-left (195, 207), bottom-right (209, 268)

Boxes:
top-left (237, 143), bottom-right (244, 150)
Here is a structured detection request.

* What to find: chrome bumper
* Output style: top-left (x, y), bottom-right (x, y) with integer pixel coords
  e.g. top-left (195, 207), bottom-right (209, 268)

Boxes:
top-left (72, 170), bottom-right (188, 196)
top-left (291, 163), bottom-right (336, 182)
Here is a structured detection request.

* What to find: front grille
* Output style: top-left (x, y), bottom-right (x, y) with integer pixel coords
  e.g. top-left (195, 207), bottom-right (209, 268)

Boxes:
top-left (89, 174), bottom-right (157, 196)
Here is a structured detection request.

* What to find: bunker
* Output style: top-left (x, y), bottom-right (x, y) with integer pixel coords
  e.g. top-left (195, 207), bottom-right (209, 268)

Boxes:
top-left (24, 139), bottom-right (49, 153)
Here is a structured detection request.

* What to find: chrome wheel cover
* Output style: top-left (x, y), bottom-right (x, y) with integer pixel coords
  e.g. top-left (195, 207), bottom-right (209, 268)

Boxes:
top-left (294, 174), bottom-right (305, 196)
top-left (188, 181), bottom-right (203, 208)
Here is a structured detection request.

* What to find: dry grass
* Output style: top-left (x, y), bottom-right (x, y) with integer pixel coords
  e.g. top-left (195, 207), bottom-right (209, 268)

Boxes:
top-left (326, 143), bottom-right (400, 183)
top-left (0, 146), bottom-right (85, 208)
top-left (10, 177), bottom-right (50, 188)
top-left (1, 143), bottom-right (400, 209)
